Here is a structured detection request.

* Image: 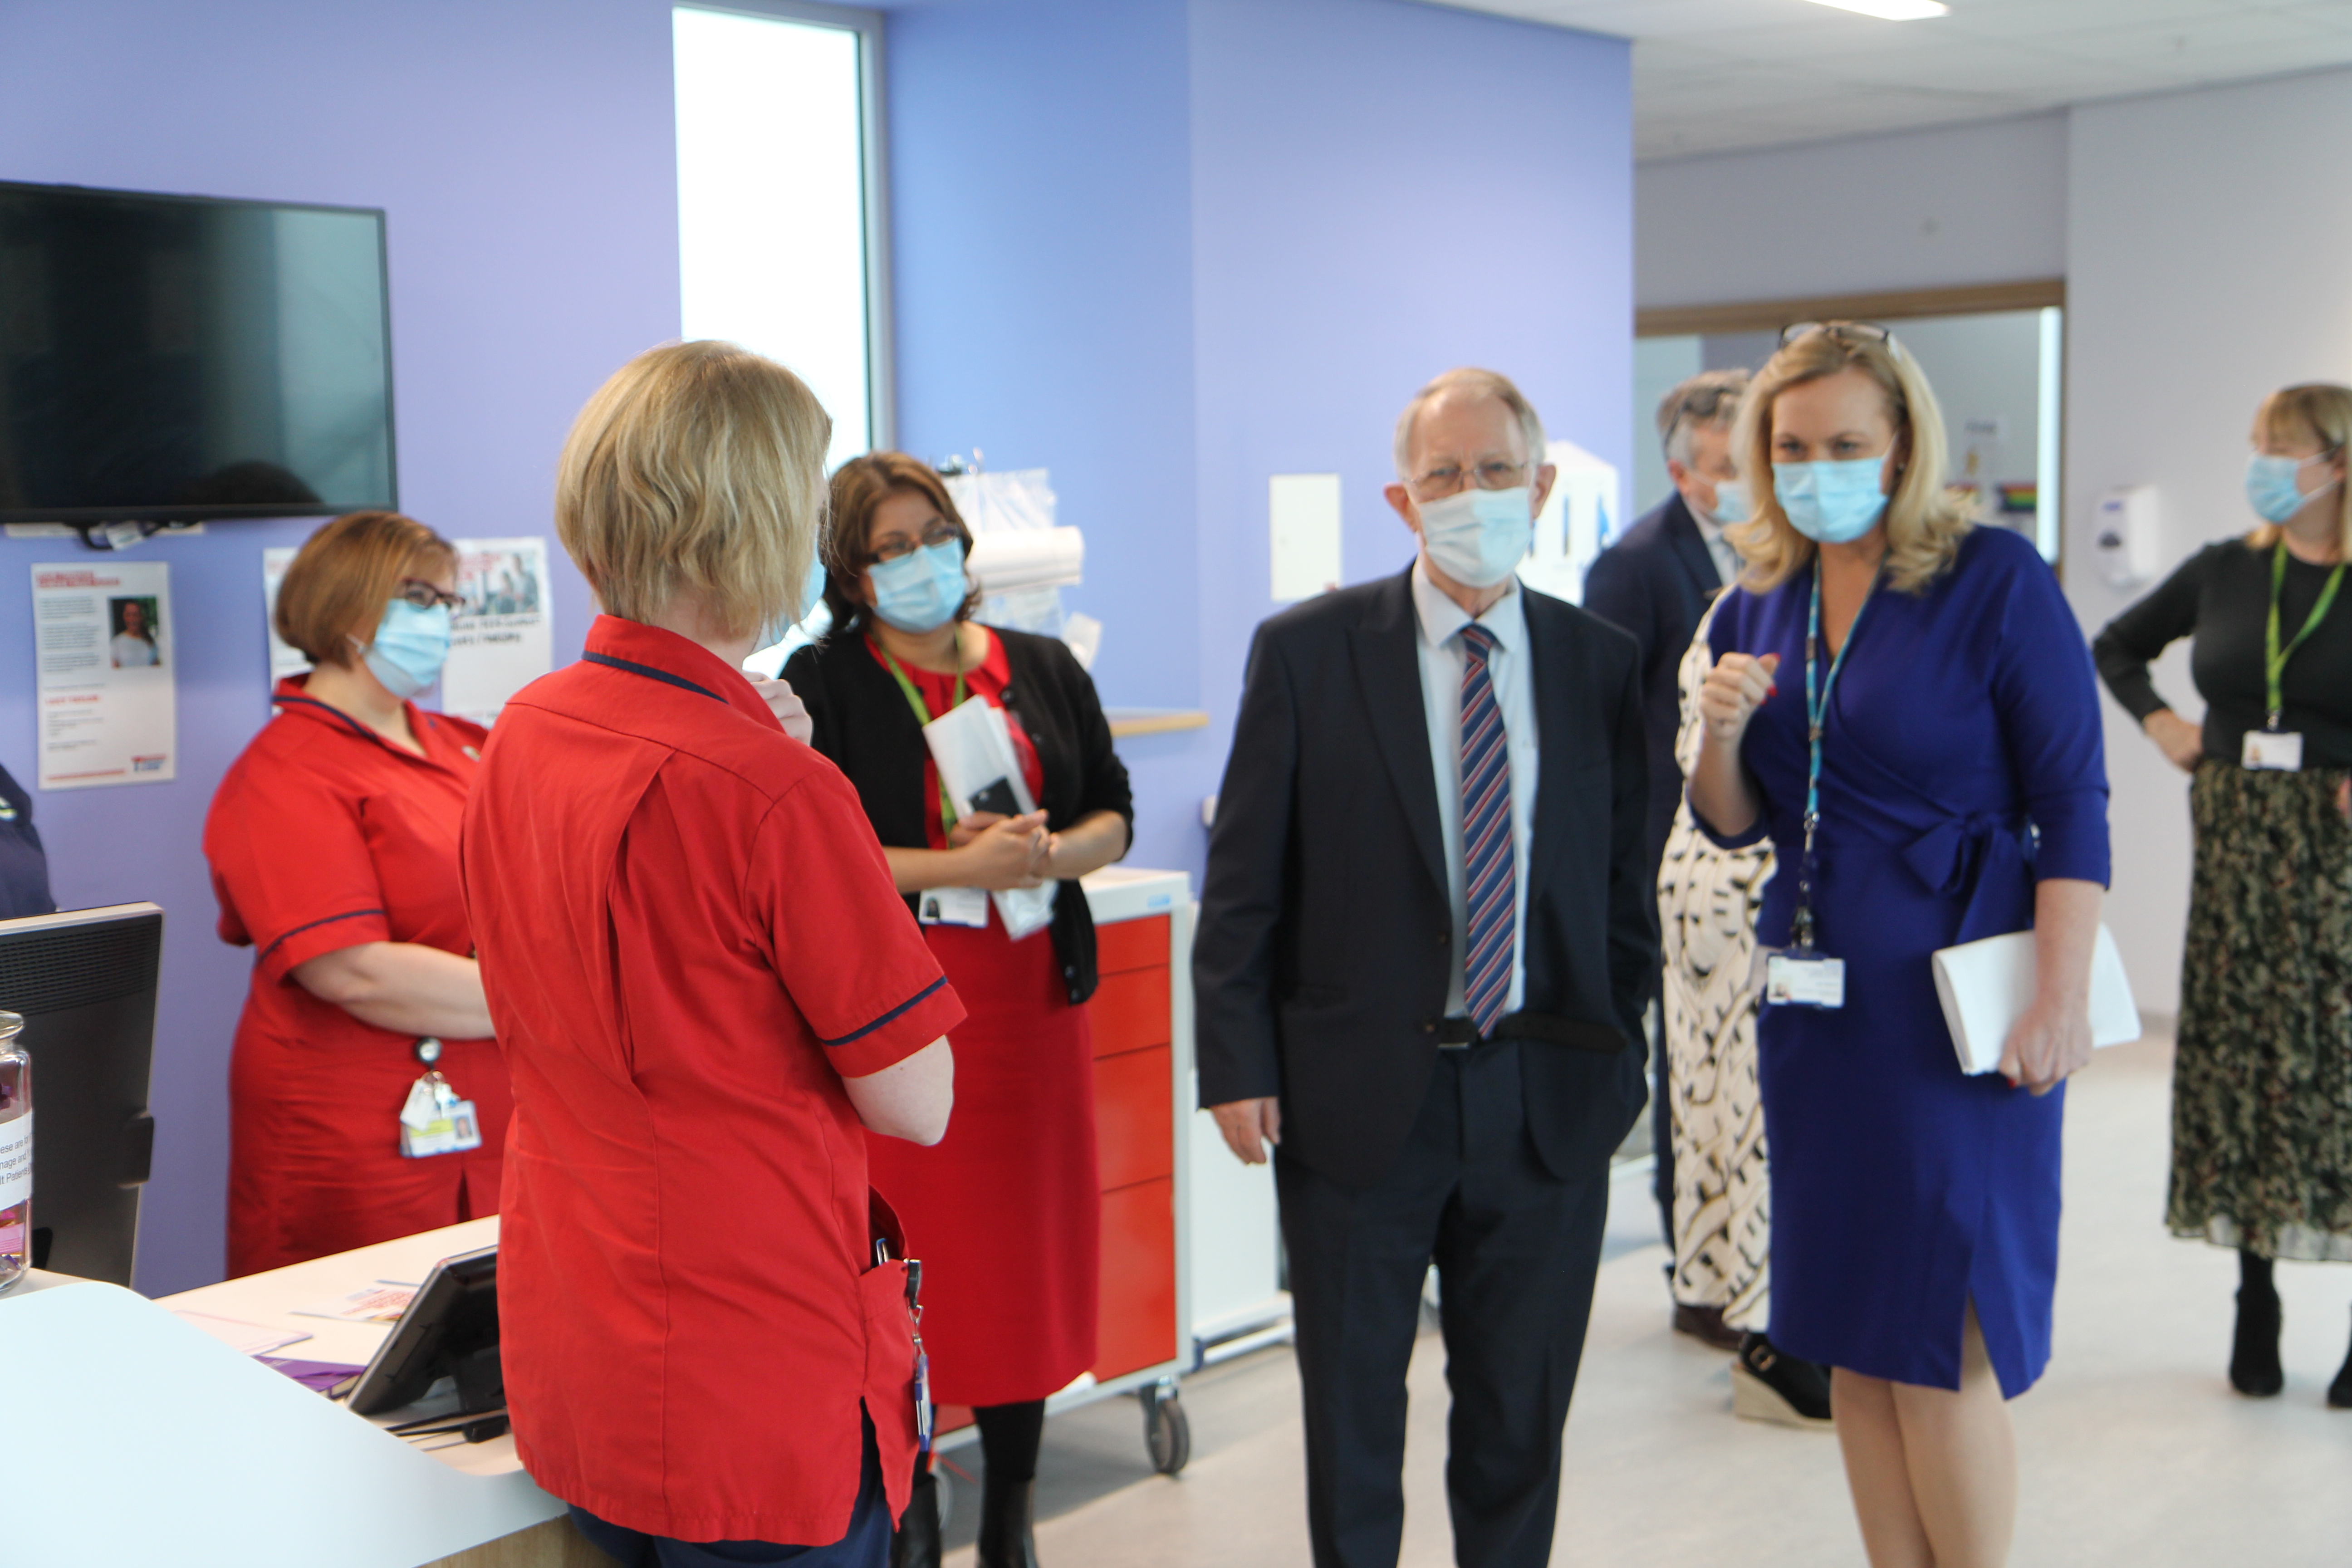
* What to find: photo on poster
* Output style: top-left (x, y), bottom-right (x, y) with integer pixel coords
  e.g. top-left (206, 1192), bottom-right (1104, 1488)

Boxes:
top-left (444, 537), bottom-right (554, 725)
top-left (33, 560), bottom-right (177, 789)
top-left (109, 597), bottom-right (164, 668)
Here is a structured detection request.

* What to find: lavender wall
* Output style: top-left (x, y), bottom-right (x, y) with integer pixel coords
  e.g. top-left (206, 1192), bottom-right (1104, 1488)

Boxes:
top-left (0, 0), bottom-right (677, 1293)
top-left (0, 0), bottom-right (1632, 1295)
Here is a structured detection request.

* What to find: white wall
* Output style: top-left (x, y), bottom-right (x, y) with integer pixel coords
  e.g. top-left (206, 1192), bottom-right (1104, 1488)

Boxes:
top-left (2065, 68), bottom-right (2352, 1013)
top-left (1636, 113), bottom-right (2068, 309)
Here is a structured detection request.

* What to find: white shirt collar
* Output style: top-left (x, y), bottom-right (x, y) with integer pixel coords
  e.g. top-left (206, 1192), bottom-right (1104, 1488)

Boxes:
top-left (1411, 558), bottom-right (1525, 652)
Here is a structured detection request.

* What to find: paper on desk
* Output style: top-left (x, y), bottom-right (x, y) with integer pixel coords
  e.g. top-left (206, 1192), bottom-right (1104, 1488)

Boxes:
top-left (258, 1356), bottom-right (367, 1394)
top-left (172, 1309), bottom-right (311, 1356)
top-left (291, 1283), bottom-right (416, 1324)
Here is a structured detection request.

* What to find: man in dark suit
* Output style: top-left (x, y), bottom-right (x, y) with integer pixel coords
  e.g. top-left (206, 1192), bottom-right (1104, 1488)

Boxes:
top-left (1196, 368), bottom-right (1654, 1568)
top-left (1580, 368), bottom-right (1748, 1322)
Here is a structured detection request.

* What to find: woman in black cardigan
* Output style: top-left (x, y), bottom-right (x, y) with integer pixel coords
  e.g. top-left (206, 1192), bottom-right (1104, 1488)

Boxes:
top-left (784, 452), bottom-right (1131, 1568)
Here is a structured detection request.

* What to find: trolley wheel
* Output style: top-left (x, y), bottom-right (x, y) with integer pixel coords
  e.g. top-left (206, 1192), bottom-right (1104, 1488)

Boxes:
top-left (1142, 1380), bottom-right (1191, 1475)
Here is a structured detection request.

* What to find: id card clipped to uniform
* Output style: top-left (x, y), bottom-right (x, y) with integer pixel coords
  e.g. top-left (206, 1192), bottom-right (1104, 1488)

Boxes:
top-left (399, 1037), bottom-right (481, 1159)
top-left (1764, 949), bottom-right (1846, 1009)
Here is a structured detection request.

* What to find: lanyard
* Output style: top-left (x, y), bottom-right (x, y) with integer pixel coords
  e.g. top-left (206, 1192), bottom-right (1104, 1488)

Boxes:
top-left (872, 638), bottom-right (968, 843)
top-left (2265, 542), bottom-right (2347, 730)
top-left (1793, 558), bottom-right (1882, 952)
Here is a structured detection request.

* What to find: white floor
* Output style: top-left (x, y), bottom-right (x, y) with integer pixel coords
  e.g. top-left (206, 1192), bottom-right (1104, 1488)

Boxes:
top-left (945, 1035), bottom-right (2352, 1566)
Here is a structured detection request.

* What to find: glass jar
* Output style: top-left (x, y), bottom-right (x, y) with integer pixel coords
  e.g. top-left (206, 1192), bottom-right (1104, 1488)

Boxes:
top-left (0, 1012), bottom-right (28, 1293)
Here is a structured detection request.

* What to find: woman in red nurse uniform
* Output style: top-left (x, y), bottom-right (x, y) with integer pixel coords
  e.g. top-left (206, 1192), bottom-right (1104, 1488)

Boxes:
top-left (204, 511), bottom-right (507, 1278)
top-left (462, 341), bottom-right (961, 1567)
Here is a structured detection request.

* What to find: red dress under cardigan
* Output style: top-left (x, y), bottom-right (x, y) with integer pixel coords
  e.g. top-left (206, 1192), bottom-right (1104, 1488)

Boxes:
top-left (861, 629), bottom-right (1102, 1409)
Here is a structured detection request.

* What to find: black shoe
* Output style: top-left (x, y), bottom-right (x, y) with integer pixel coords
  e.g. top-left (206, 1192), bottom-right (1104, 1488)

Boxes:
top-left (891, 1471), bottom-right (942, 1568)
top-left (2329, 1307), bottom-right (2352, 1410)
top-left (975, 1477), bottom-right (1038, 1568)
top-left (1731, 1332), bottom-right (1833, 1429)
top-left (2231, 1284), bottom-right (2284, 1397)
top-left (1672, 1302), bottom-right (1745, 1352)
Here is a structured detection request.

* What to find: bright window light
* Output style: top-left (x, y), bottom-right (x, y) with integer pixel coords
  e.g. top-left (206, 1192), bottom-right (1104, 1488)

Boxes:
top-left (674, 5), bottom-right (874, 470)
top-left (1799, 0), bottom-right (1950, 18)
top-left (2035, 306), bottom-right (2063, 563)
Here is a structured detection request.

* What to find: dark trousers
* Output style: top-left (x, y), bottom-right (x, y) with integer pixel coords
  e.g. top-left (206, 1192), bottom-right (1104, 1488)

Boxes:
top-left (1649, 993), bottom-right (1675, 1250)
top-left (570, 1413), bottom-right (889, 1567)
top-left (1276, 1042), bottom-right (1609, 1568)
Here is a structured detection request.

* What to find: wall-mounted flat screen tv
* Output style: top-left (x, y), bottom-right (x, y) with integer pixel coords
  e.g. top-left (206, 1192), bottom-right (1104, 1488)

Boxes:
top-left (0, 180), bottom-right (395, 525)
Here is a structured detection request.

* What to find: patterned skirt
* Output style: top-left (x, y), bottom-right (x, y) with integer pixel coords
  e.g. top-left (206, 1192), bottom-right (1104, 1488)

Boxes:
top-left (1658, 593), bottom-right (1776, 1324)
top-left (2170, 759), bottom-right (2352, 1261)
top-left (1658, 803), bottom-right (1776, 1323)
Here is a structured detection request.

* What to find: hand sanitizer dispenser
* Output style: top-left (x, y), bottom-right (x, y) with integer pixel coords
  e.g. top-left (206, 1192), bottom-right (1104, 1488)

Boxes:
top-left (2093, 485), bottom-right (2161, 588)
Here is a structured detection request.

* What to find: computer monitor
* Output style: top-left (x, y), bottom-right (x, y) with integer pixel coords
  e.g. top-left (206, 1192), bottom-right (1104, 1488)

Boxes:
top-left (0, 902), bottom-right (161, 1285)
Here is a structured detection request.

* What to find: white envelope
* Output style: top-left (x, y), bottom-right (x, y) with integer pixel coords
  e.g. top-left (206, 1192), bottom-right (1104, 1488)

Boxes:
top-left (1931, 924), bottom-right (2142, 1076)
top-left (916, 696), bottom-right (1057, 941)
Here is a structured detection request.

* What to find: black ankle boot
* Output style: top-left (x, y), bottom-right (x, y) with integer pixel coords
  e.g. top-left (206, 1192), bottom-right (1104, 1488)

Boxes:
top-left (2329, 1307), bottom-right (2352, 1410)
top-left (2230, 1282), bottom-right (2284, 1397)
top-left (975, 1477), bottom-right (1038, 1568)
top-left (890, 1470), bottom-right (941, 1568)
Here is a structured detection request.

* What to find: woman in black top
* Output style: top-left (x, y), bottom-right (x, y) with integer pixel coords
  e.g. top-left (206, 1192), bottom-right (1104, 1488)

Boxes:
top-left (2093, 382), bottom-right (2352, 1409)
top-left (784, 452), bottom-right (1132, 1568)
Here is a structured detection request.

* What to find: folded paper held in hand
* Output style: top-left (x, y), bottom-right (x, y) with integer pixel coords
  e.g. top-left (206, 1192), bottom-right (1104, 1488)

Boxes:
top-left (1931, 924), bottom-right (2141, 1077)
top-left (918, 695), bottom-right (1057, 941)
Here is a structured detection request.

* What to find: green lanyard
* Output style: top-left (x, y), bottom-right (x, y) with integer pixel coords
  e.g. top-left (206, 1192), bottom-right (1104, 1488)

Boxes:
top-left (872, 638), bottom-right (968, 843)
top-left (1793, 557), bottom-right (1882, 953)
top-left (2266, 543), bottom-right (2347, 730)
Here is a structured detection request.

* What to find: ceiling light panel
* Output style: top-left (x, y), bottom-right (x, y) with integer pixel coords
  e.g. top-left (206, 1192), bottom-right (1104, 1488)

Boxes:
top-left (1800, 0), bottom-right (1949, 17)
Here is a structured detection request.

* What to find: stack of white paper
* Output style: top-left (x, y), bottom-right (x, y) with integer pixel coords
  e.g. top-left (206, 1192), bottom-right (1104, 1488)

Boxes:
top-left (968, 526), bottom-right (1084, 594)
top-left (1931, 924), bottom-right (2142, 1076)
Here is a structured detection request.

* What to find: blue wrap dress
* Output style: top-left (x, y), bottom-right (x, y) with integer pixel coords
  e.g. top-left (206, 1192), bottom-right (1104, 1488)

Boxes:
top-left (1702, 524), bottom-right (2109, 1395)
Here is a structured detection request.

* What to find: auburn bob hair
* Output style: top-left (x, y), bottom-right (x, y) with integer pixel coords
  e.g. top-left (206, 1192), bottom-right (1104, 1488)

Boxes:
top-left (275, 511), bottom-right (456, 668)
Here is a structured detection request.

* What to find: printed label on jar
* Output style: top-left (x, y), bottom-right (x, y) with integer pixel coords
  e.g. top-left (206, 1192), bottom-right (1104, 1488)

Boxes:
top-left (0, 1112), bottom-right (30, 1210)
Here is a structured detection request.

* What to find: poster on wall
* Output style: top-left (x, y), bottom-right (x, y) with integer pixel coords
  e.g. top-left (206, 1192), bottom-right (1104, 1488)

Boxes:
top-left (31, 560), bottom-right (177, 790)
top-left (260, 546), bottom-right (313, 686)
top-left (443, 537), bottom-right (553, 725)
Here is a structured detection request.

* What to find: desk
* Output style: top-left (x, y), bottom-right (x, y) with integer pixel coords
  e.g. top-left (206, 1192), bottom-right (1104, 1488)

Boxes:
top-left (0, 1218), bottom-right (593, 1568)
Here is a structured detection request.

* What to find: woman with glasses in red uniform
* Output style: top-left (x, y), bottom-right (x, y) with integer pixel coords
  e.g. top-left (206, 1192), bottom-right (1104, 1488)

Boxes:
top-left (204, 511), bottom-right (506, 1277)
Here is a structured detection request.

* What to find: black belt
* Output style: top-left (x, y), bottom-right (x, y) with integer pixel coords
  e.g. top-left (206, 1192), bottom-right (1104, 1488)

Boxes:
top-left (1436, 1015), bottom-right (1482, 1050)
top-left (1426, 1012), bottom-right (1632, 1054)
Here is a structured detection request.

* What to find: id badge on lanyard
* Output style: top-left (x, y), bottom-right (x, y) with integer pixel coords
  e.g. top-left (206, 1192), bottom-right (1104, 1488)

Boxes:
top-left (398, 1037), bottom-right (482, 1159)
top-left (2247, 543), bottom-right (2347, 773)
top-left (1759, 561), bottom-right (1880, 1012)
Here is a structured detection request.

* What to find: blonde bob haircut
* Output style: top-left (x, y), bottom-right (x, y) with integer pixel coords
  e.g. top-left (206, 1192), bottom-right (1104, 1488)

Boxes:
top-left (275, 510), bottom-right (456, 668)
top-left (555, 340), bottom-right (831, 641)
top-left (1727, 323), bottom-right (1974, 595)
top-left (2249, 383), bottom-right (2352, 559)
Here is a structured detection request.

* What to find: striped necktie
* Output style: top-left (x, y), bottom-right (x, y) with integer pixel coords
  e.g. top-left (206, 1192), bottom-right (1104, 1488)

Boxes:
top-left (1459, 623), bottom-right (1514, 1036)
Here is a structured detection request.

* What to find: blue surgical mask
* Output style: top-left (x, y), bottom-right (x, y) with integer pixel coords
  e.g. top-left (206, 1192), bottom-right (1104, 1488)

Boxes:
top-left (362, 598), bottom-right (451, 700)
top-left (1773, 456), bottom-right (1890, 544)
top-left (1416, 485), bottom-right (1533, 589)
top-left (756, 560), bottom-right (828, 650)
top-left (1710, 478), bottom-right (1752, 527)
top-left (869, 539), bottom-right (968, 633)
top-left (2246, 451), bottom-right (2338, 524)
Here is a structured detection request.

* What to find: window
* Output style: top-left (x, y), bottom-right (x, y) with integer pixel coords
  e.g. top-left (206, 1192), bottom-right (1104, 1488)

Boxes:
top-left (673, 2), bottom-right (889, 471)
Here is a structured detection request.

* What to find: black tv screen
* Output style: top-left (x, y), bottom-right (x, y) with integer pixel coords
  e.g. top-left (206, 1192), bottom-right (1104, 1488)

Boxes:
top-left (0, 180), bottom-right (395, 524)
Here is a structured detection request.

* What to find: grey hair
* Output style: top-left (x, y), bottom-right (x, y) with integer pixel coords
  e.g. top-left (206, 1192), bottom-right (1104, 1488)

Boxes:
top-left (1657, 368), bottom-right (1750, 465)
top-left (1392, 368), bottom-right (1548, 479)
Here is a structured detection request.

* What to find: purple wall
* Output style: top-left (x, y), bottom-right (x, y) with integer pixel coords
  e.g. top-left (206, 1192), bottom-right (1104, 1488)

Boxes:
top-left (0, 0), bottom-right (678, 1293)
top-left (889, 0), bottom-right (1632, 877)
top-left (0, 0), bottom-right (1629, 1295)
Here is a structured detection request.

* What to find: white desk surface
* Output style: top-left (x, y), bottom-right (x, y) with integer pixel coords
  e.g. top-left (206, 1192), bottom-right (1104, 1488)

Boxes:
top-left (155, 1214), bottom-right (518, 1476)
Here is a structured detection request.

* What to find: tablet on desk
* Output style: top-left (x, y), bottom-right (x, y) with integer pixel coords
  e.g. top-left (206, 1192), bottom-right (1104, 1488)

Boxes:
top-left (342, 1244), bottom-right (500, 1417)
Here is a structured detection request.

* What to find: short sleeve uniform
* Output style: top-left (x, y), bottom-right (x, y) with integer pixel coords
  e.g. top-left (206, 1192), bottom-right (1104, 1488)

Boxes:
top-left (1702, 526), bottom-right (2110, 1396)
top-left (461, 616), bottom-right (966, 1546)
top-left (203, 678), bottom-right (506, 1278)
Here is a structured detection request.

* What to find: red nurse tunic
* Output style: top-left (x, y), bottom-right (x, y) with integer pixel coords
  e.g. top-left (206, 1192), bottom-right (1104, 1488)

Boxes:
top-left (204, 676), bottom-right (508, 1279)
top-left (862, 630), bottom-right (1101, 1409)
top-left (460, 616), bottom-right (966, 1546)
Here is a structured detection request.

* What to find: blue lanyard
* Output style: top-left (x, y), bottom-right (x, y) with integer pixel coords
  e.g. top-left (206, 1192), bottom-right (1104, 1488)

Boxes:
top-left (1793, 558), bottom-right (1881, 952)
